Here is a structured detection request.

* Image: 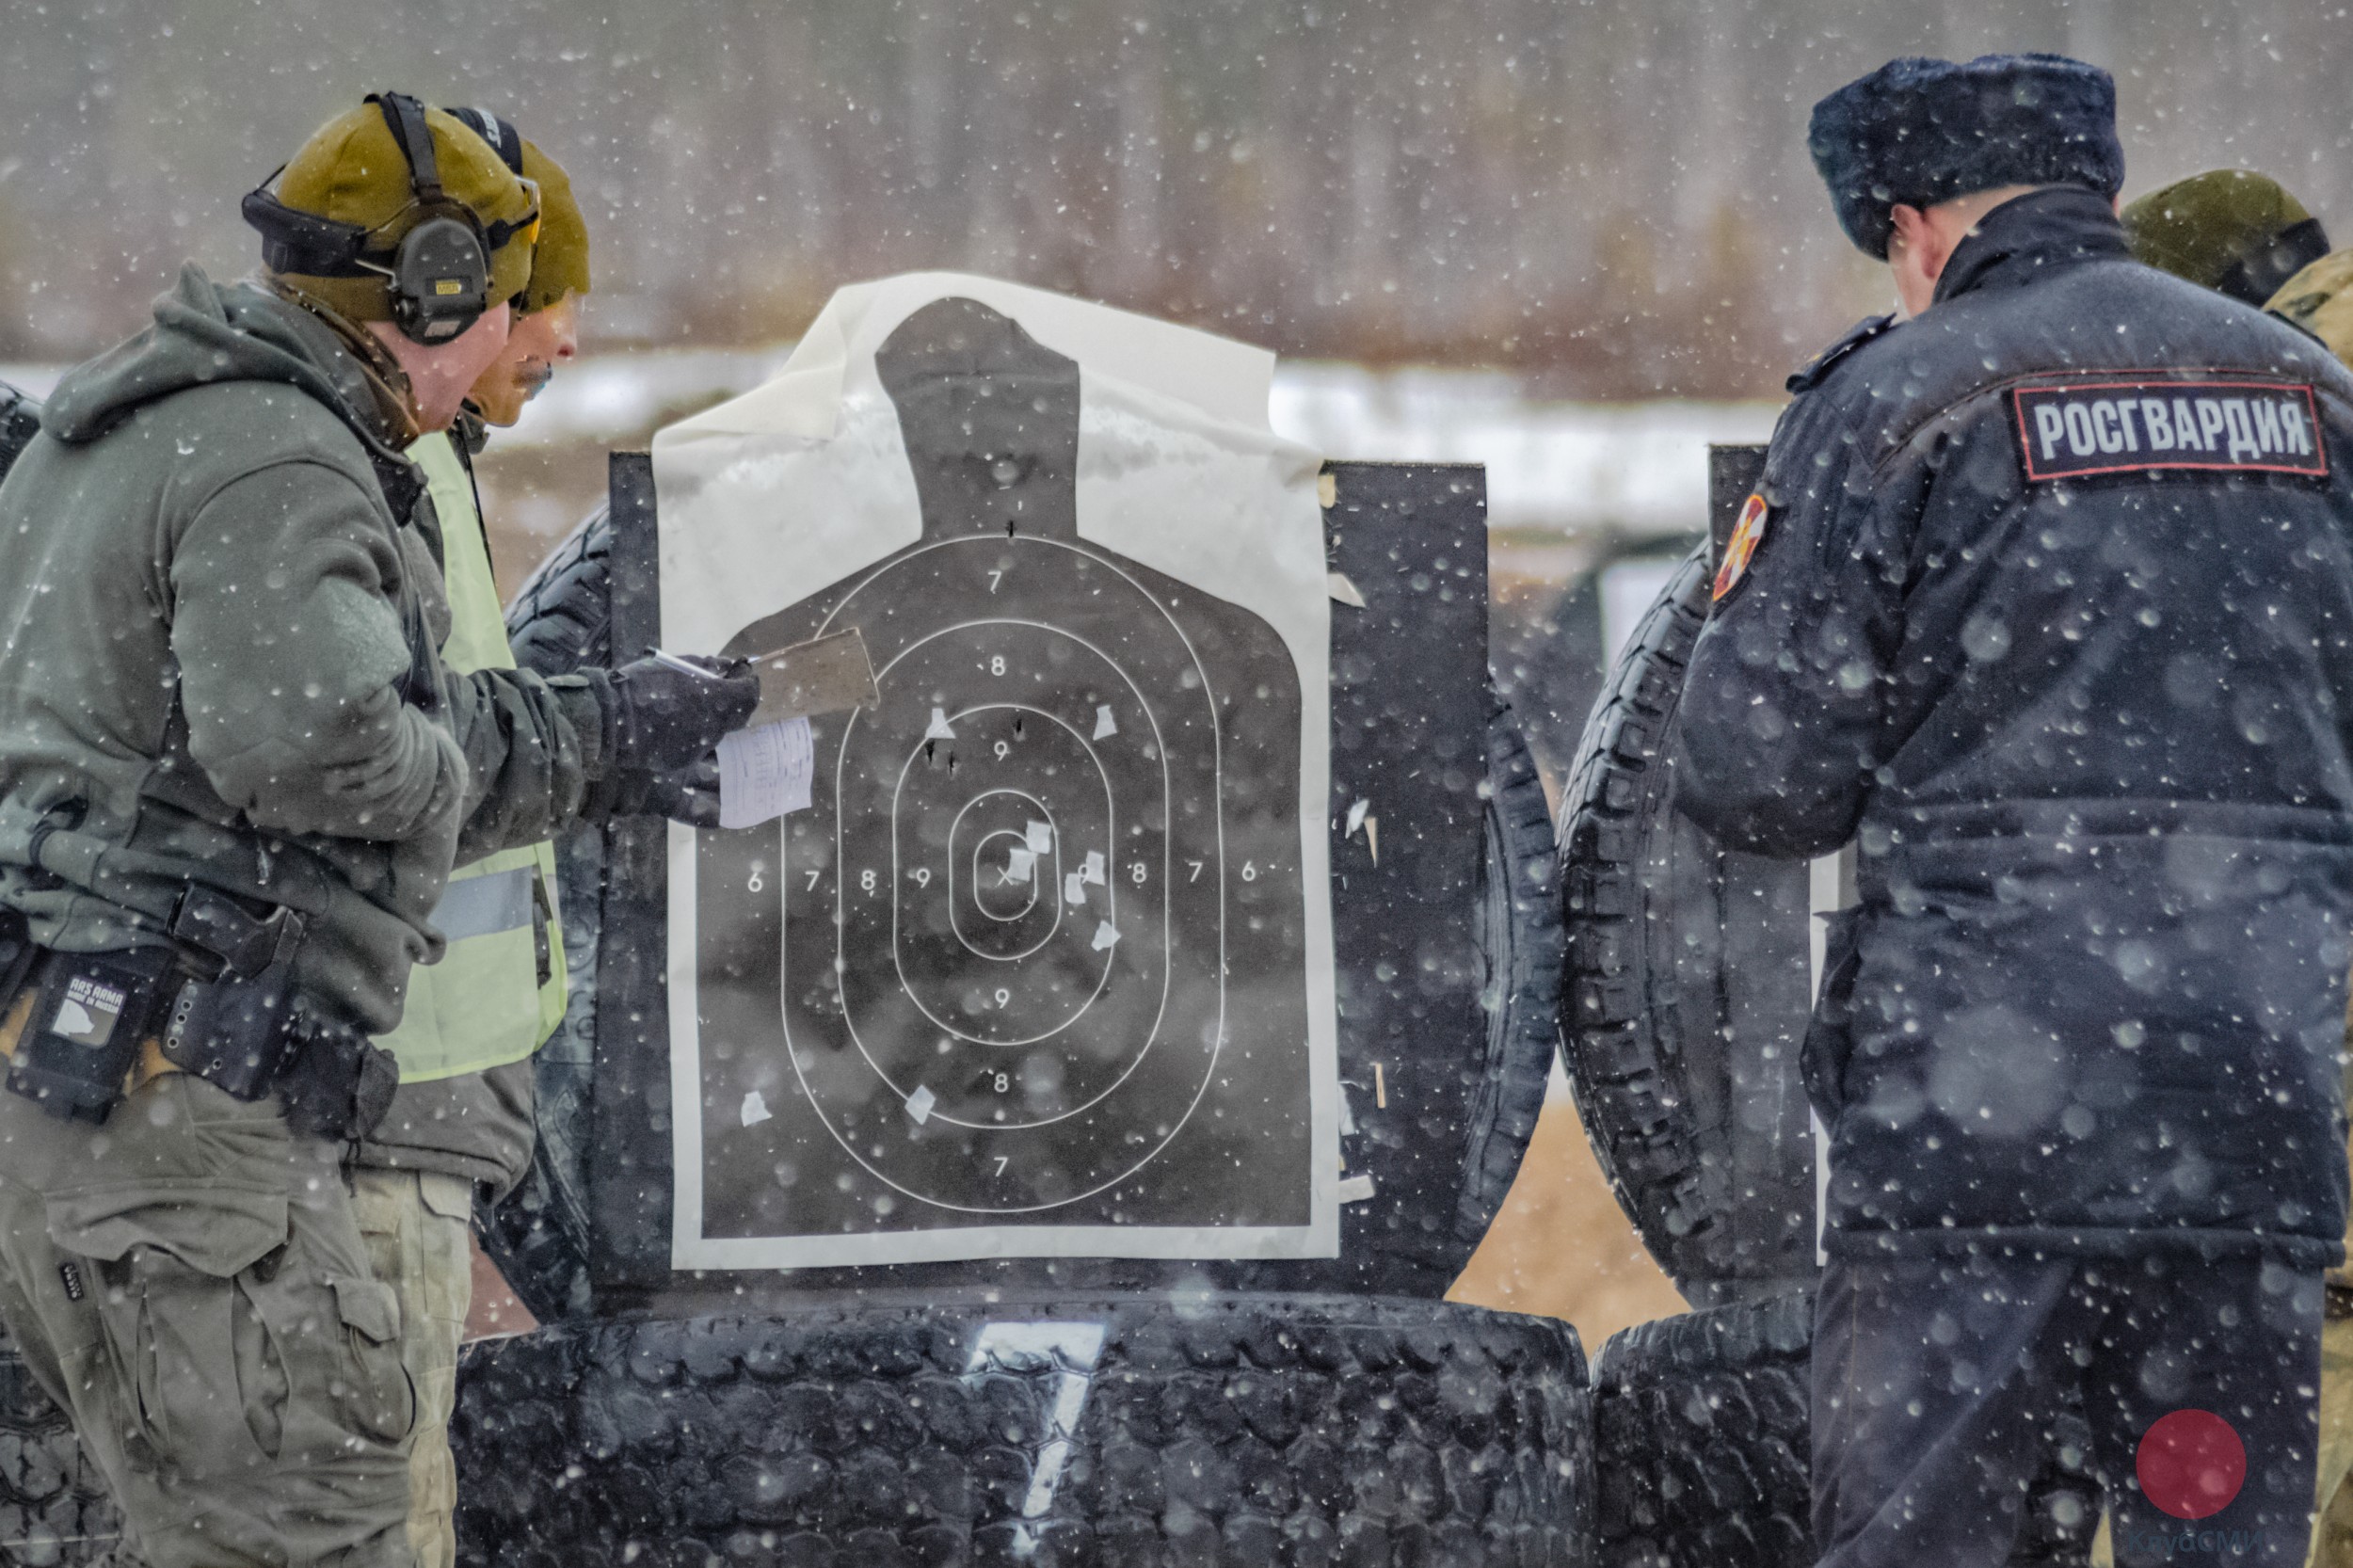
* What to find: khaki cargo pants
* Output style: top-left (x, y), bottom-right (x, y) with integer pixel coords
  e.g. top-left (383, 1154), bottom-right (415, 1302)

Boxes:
top-left (0, 1073), bottom-right (418, 1568)
top-left (348, 1167), bottom-right (472, 1568)
top-left (2311, 1311), bottom-right (2353, 1564)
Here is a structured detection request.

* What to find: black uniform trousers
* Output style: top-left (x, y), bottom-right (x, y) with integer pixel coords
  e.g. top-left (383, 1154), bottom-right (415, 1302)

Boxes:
top-left (1813, 1250), bottom-right (2323, 1567)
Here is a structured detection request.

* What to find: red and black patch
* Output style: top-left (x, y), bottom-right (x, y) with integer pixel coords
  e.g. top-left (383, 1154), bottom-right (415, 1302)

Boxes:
top-left (2011, 378), bottom-right (2326, 482)
top-left (1712, 492), bottom-right (1769, 602)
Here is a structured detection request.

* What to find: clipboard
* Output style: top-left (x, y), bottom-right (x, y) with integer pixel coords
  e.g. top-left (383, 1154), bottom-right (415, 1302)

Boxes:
top-left (745, 627), bottom-right (881, 727)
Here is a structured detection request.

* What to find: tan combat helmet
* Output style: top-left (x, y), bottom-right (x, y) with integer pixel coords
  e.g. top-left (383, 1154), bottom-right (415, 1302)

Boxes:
top-left (2122, 168), bottom-right (2330, 308)
top-left (248, 94), bottom-right (541, 334)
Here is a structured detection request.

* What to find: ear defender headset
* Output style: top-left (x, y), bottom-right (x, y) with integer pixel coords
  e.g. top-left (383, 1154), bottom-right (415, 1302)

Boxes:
top-left (242, 91), bottom-right (538, 344)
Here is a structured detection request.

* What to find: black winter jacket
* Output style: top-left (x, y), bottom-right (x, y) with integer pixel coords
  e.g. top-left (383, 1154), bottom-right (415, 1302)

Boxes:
top-left (1674, 188), bottom-right (2353, 1266)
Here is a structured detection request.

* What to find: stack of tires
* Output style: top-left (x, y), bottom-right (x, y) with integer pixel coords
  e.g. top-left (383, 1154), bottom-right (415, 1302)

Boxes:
top-left (453, 462), bottom-right (1597, 1564)
top-left (1559, 537), bottom-right (2100, 1568)
top-left (0, 1351), bottom-right (117, 1568)
top-left (456, 1296), bottom-right (1590, 1568)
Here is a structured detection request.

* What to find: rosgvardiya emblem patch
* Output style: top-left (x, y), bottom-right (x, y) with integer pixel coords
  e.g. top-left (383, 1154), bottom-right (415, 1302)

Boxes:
top-left (1713, 492), bottom-right (1769, 601)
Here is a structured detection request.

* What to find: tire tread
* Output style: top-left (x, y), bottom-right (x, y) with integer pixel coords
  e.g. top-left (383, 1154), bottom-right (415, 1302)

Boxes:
top-left (1593, 1294), bottom-right (2098, 1568)
top-left (455, 1297), bottom-right (1594, 1565)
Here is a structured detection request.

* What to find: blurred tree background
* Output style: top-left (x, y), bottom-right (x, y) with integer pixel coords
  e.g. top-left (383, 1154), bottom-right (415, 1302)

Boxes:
top-left (2, 0), bottom-right (2345, 394)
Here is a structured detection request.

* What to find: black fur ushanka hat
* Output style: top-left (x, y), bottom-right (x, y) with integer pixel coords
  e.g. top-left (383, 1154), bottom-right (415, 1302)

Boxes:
top-left (1808, 54), bottom-right (2125, 259)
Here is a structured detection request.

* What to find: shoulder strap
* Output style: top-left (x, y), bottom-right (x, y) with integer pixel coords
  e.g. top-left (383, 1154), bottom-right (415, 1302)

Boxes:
top-left (452, 107), bottom-right (525, 176)
top-left (0, 382), bottom-right (40, 485)
top-left (1786, 313), bottom-right (1898, 394)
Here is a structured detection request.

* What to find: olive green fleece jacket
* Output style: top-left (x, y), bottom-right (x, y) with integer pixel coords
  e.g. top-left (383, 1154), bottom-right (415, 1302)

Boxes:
top-left (0, 264), bottom-right (612, 1067)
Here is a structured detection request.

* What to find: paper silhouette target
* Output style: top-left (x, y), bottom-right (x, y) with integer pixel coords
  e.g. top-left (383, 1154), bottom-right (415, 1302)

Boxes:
top-left (668, 290), bottom-right (1336, 1267)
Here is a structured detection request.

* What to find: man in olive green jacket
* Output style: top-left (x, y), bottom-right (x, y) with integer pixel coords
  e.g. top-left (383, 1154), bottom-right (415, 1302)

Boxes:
top-left (0, 102), bottom-right (533, 1568)
top-left (0, 98), bottom-right (750, 1568)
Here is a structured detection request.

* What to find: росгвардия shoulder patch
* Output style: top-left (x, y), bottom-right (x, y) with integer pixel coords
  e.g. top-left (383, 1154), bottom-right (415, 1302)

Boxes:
top-left (2012, 378), bottom-right (2326, 482)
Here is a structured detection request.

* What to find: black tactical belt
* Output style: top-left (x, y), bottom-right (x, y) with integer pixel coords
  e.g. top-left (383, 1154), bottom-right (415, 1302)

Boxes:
top-left (0, 896), bottom-right (393, 1139)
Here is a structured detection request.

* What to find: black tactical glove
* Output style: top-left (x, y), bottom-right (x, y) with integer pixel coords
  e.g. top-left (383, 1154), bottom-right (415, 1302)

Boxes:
top-left (647, 751), bottom-right (724, 827)
top-left (606, 654), bottom-right (760, 776)
top-left (607, 752), bottom-right (724, 828)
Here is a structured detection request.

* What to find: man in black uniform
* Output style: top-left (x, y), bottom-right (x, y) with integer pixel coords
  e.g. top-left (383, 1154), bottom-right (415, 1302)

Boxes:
top-left (1673, 55), bottom-right (2353, 1567)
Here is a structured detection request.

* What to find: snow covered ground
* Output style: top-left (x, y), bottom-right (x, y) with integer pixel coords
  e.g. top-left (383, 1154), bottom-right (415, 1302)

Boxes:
top-left (8, 351), bottom-right (1779, 542)
top-left (1268, 365), bottom-right (1778, 537)
top-left (490, 349), bottom-right (1780, 538)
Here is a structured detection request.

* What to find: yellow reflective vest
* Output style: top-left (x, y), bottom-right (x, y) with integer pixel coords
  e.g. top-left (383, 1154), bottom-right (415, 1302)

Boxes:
top-left (376, 432), bottom-right (568, 1080)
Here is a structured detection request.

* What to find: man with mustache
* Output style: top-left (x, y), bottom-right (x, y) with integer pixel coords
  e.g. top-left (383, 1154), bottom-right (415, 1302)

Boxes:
top-left (361, 107), bottom-right (750, 1568)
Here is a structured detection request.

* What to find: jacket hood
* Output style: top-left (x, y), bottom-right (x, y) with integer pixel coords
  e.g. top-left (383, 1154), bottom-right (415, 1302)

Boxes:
top-left (41, 262), bottom-right (406, 454)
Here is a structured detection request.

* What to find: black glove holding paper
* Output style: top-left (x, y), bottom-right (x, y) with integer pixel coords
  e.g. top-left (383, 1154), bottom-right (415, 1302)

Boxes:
top-left (607, 751), bottom-right (723, 828)
top-left (605, 654), bottom-right (759, 775)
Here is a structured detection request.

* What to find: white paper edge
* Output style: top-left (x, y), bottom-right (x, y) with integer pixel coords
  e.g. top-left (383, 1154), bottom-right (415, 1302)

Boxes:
top-left (652, 270), bottom-right (1280, 661)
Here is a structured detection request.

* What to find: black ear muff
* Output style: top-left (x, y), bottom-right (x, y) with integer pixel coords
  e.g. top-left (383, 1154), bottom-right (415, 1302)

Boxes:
top-left (388, 213), bottom-right (492, 343)
top-left (2216, 217), bottom-right (2335, 312)
top-left (370, 90), bottom-right (493, 345)
top-left (245, 92), bottom-right (529, 343)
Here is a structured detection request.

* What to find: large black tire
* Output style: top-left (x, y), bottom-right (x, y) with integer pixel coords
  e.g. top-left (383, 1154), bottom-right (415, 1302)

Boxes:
top-left (1460, 696), bottom-right (1564, 1244)
top-left (0, 1343), bottom-right (120, 1565)
top-left (1557, 542), bottom-right (1816, 1304)
top-left (504, 501), bottom-right (614, 677)
top-left (454, 1294), bottom-right (1592, 1567)
top-left (1593, 1293), bottom-right (2098, 1568)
